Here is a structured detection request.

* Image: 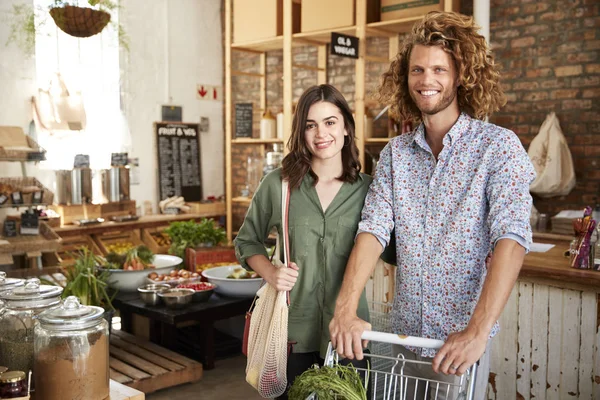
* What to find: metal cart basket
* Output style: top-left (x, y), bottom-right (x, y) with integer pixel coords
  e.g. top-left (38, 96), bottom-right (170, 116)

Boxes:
top-left (306, 303), bottom-right (478, 400)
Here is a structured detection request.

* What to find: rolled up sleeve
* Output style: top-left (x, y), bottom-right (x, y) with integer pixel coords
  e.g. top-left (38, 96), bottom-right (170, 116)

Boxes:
top-left (486, 133), bottom-right (536, 252)
top-left (357, 143), bottom-right (395, 249)
top-left (234, 181), bottom-right (275, 270)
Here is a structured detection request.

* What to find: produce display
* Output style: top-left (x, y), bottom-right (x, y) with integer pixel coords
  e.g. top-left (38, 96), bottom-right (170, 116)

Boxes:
top-left (147, 268), bottom-right (199, 283)
top-left (105, 245), bottom-right (155, 270)
top-left (196, 261), bottom-right (237, 272)
top-left (163, 219), bottom-right (226, 258)
top-left (227, 267), bottom-right (258, 279)
top-left (177, 282), bottom-right (214, 291)
top-left (105, 242), bottom-right (135, 255)
top-left (151, 232), bottom-right (171, 247)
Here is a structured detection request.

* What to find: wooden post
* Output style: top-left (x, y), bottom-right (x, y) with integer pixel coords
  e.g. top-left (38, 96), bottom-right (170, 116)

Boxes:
top-left (317, 45), bottom-right (327, 85)
top-left (283, 0), bottom-right (293, 154)
top-left (355, 0), bottom-right (367, 170)
top-left (225, 0), bottom-right (233, 243)
top-left (388, 34), bottom-right (399, 138)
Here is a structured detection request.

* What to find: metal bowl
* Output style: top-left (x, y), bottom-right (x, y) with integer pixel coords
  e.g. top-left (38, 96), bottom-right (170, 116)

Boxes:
top-left (190, 285), bottom-right (216, 303)
top-left (157, 288), bottom-right (194, 309)
top-left (138, 284), bottom-right (170, 306)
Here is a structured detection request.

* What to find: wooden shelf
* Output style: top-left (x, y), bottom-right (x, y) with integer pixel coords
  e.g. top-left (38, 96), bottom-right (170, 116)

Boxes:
top-left (232, 197), bottom-right (252, 205)
top-left (231, 36), bottom-right (284, 52)
top-left (365, 137), bottom-right (392, 144)
top-left (293, 25), bottom-right (357, 45)
top-left (367, 16), bottom-right (426, 36)
top-left (231, 138), bottom-right (283, 145)
top-left (0, 203), bottom-right (49, 209)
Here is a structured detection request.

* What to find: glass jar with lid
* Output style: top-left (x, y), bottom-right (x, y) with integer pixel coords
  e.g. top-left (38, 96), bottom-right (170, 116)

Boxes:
top-left (0, 278), bottom-right (62, 376)
top-left (0, 370), bottom-right (28, 398)
top-left (34, 296), bottom-right (109, 400)
top-left (0, 272), bottom-right (24, 313)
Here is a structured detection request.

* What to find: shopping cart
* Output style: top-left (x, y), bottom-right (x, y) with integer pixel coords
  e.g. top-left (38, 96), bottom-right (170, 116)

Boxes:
top-left (306, 330), bottom-right (478, 400)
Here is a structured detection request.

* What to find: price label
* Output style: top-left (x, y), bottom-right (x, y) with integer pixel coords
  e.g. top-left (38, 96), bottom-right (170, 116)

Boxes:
top-left (74, 154), bottom-right (90, 168)
top-left (11, 192), bottom-right (23, 205)
top-left (111, 152), bottom-right (128, 167)
top-left (3, 220), bottom-right (17, 237)
top-left (32, 191), bottom-right (44, 204)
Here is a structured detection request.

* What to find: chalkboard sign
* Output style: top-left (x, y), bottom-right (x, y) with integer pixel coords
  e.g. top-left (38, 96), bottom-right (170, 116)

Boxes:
top-left (155, 122), bottom-right (202, 203)
top-left (74, 154), bottom-right (90, 168)
top-left (20, 211), bottom-right (39, 235)
top-left (0, 194), bottom-right (8, 205)
top-left (235, 103), bottom-right (253, 138)
top-left (331, 32), bottom-right (359, 59)
top-left (162, 105), bottom-right (182, 122)
top-left (3, 220), bottom-right (17, 237)
top-left (111, 152), bottom-right (128, 167)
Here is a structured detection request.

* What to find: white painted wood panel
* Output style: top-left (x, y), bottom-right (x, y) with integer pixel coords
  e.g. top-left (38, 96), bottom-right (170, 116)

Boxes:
top-left (488, 286), bottom-right (518, 400)
top-left (530, 284), bottom-right (549, 400)
top-left (593, 320), bottom-right (600, 398)
top-left (560, 290), bottom-right (581, 398)
top-left (517, 282), bottom-right (533, 400)
top-left (546, 286), bottom-right (563, 400)
top-left (578, 292), bottom-right (596, 399)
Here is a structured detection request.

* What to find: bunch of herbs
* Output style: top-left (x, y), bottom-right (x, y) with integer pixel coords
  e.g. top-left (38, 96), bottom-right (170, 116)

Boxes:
top-left (288, 363), bottom-right (368, 400)
top-left (164, 219), bottom-right (226, 259)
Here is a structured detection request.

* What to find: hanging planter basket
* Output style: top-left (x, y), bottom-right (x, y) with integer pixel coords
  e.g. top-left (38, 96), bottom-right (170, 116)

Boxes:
top-left (49, 5), bottom-right (111, 38)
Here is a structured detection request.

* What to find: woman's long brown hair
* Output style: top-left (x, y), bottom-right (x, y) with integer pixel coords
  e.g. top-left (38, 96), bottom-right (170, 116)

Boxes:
top-left (281, 84), bottom-right (361, 189)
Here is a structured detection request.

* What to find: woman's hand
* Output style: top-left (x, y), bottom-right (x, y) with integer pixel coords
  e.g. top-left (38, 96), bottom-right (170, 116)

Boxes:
top-left (264, 262), bottom-right (299, 291)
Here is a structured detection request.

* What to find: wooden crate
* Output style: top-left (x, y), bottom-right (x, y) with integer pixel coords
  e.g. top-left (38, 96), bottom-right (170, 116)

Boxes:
top-left (0, 221), bottom-right (62, 257)
top-left (0, 176), bottom-right (54, 206)
top-left (141, 227), bottom-right (171, 254)
top-left (56, 234), bottom-right (103, 266)
top-left (184, 201), bottom-right (225, 216)
top-left (50, 203), bottom-right (102, 226)
top-left (109, 330), bottom-right (203, 394)
top-left (93, 230), bottom-right (144, 255)
top-left (185, 246), bottom-right (237, 270)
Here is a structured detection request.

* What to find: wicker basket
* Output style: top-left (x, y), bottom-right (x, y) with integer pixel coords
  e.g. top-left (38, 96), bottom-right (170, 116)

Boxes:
top-left (0, 177), bottom-right (54, 206)
top-left (0, 221), bottom-right (62, 255)
top-left (50, 5), bottom-right (111, 38)
top-left (0, 126), bottom-right (46, 161)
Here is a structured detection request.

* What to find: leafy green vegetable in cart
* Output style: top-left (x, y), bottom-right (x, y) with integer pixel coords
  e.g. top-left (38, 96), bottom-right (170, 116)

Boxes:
top-left (288, 363), bottom-right (368, 400)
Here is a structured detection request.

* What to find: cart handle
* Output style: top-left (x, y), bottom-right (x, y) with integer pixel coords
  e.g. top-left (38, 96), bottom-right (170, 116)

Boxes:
top-left (361, 330), bottom-right (445, 349)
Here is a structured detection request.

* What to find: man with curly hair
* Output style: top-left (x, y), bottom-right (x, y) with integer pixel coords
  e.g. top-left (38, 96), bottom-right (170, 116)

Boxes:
top-left (329, 11), bottom-right (535, 398)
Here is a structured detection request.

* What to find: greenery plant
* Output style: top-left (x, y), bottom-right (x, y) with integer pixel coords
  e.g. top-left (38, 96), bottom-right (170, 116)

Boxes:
top-left (60, 247), bottom-right (115, 311)
top-left (164, 219), bottom-right (227, 259)
top-left (288, 363), bottom-right (368, 400)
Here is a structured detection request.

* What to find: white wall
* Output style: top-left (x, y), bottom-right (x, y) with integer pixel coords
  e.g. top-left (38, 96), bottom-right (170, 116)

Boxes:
top-left (120, 0), bottom-right (224, 209)
top-left (0, 0), bottom-right (224, 211)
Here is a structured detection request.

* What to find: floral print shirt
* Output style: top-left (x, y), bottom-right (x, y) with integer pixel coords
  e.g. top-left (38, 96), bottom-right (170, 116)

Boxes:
top-left (358, 113), bottom-right (535, 357)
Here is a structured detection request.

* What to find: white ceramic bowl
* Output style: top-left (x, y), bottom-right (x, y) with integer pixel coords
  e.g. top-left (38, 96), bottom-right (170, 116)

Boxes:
top-left (101, 255), bottom-right (183, 292)
top-left (201, 265), bottom-right (263, 298)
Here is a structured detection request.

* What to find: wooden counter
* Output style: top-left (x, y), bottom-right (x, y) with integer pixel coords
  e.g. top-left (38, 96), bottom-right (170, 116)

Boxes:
top-left (55, 213), bottom-right (224, 237)
top-left (521, 239), bottom-right (600, 292)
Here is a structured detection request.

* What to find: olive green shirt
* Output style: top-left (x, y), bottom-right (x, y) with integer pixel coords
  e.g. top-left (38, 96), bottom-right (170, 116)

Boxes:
top-left (234, 168), bottom-right (371, 356)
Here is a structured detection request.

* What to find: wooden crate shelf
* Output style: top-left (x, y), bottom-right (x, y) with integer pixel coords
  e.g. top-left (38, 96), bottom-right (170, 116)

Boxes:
top-left (93, 230), bottom-right (144, 255)
top-left (0, 221), bottom-right (62, 257)
top-left (109, 330), bottom-right (203, 394)
top-left (141, 227), bottom-right (171, 254)
top-left (56, 234), bottom-right (103, 266)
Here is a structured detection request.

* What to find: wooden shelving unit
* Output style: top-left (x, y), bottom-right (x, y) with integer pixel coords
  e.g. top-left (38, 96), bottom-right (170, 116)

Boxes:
top-left (224, 0), bottom-right (458, 241)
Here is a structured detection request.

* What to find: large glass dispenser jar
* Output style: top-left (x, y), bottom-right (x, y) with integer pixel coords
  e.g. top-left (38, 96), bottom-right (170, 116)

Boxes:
top-left (0, 272), bottom-right (24, 313)
top-left (0, 278), bottom-right (62, 376)
top-left (34, 296), bottom-right (109, 400)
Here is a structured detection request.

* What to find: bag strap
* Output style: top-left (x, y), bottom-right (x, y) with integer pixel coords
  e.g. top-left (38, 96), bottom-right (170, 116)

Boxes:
top-left (280, 179), bottom-right (291, 305)
top-left (246, 178), bottom-right (292, 311)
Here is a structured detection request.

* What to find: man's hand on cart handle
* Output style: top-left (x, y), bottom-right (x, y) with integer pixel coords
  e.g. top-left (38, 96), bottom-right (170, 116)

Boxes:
top-left (432, 328), bottom-right (488, 376)
top-left (329, 314), bottom-right (371, 360)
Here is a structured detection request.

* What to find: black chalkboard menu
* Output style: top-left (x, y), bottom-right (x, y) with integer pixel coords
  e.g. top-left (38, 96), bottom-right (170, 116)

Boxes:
top-left (235, 103), bottom-right (253, 138)
top-left (155, 122), bottom-right (202, 202)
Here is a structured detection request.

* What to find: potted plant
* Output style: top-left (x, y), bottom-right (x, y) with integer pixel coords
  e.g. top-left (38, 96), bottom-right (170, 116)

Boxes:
top-left (6, 0), bottom-right (128, 55)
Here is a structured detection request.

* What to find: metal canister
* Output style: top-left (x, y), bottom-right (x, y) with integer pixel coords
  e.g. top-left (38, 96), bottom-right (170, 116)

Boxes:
top-left (54, 169), bottom-right (92, 205)
top-left (101, 167), bottom-right (130, 202)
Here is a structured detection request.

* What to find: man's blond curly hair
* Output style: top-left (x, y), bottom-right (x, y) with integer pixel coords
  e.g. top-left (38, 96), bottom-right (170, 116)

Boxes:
top-left (377, 11), bottom-right (506, 122)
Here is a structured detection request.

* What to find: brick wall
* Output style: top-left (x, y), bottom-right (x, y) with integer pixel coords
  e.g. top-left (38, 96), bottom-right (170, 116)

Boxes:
top-left (489, 0), bottom-right (600, 214)
top-left (228, 0), bottom-right (599, 231)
